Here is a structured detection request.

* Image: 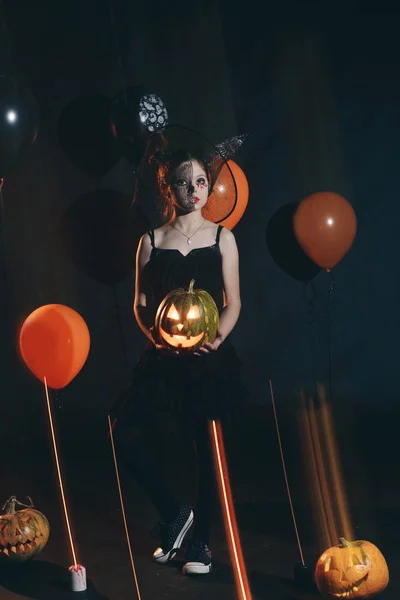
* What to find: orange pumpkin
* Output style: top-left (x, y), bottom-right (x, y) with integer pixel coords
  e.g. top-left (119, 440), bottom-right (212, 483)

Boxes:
top-left (0, 496), bottom-right (50, 563)
top-left (315, 537), bottom-right (389, 599)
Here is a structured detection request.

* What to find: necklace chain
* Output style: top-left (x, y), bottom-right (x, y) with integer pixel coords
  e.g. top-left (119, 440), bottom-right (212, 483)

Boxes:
top-left (170, 219), bottom-right (205, 245)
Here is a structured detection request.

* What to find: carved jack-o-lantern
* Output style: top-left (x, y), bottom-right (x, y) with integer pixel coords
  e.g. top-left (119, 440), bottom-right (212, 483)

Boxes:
top-left (155, 279), bottom-right (219, 352)
top-left (315, 537), bottom-right (389, 599)
top-left (0, 496), bottom-right (50, 563)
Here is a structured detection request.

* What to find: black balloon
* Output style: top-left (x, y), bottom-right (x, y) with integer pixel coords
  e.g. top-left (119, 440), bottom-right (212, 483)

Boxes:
top-left (58, 95), bottom-right (122, 177)
top-left (110, 87), bottom-right (167, 166)
top-left (60, 189), bottom-right (149, 285)
top-left (0, 77), bottom-right (39, 177)
top-left (266, 203), bottom-right (321, 283)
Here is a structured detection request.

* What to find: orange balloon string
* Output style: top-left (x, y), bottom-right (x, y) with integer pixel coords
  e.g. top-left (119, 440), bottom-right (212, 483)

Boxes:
top-left (44, 377), bottom-right (78, 568)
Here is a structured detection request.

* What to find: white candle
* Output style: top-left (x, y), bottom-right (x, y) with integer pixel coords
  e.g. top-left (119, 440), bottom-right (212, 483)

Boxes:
top-left (69, 564), bottom-right (87, 592)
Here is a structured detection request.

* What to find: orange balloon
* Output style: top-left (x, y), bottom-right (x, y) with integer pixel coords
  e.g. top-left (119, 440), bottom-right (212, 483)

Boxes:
top-left (19, 304), bottom-right (90, 390)
top-left (293, 192), bottom-right (357, 269)
top-left (203, 160), bottom-right (249, 230)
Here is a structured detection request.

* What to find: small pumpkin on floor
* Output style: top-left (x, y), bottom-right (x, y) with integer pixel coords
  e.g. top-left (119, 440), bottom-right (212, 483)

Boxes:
top-left (155, 279), bottom-right (219, 352)
top-left (0, 496), bottom-right (50, 563)
top-left (315, 537), bottom-right (389, 599)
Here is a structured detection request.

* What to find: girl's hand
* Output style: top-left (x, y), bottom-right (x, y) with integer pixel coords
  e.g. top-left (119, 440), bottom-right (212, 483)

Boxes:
top-left (195, 330), bottom-right (225, 355)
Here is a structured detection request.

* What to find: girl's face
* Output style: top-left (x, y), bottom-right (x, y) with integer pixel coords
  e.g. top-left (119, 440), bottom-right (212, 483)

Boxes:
top-left (170, 159), bottom-right (209, 212)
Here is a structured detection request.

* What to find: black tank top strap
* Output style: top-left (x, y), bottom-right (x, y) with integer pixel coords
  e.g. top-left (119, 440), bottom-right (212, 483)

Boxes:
top-left (215, 224), bottom-right (223, 245)
top-left (148, 230), bottom-right (155, 248)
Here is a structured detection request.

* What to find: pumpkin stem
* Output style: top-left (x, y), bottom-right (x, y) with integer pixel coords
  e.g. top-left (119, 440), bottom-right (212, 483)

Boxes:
top-left (188, 279), bottom-right (195, 293)
top-left (2, 496), bottom-right (34, 514)
top-left (339, 537), bottom-right (352, 548)
top-left (2, 496), bottom-right (17, 514)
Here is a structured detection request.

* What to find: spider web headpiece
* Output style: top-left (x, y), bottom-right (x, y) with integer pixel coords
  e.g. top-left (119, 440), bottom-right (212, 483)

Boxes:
top-left (134, 125), bottom-right (246, 223)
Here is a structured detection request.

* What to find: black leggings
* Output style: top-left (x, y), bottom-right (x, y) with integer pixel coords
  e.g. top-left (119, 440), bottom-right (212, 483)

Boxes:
top-left (113, 416), bottom-right (218, 544)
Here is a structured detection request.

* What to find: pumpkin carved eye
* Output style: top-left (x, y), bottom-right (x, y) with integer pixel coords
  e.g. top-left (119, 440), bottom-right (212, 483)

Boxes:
top-left (155, 279), bottom-right (219, 352)
top-left (187, 306), bottom-right (200, 319)
top-left (324, 557), bottom-right (332, 572)
top-left (349, 554), bottom-right (362, 568)
top-left (167, 304), bottom-right (180, 320)
top-left (325, 556), bottom-right (341, 572)
top-left (315, 538), bottom-right (389, 599)
top-left (0, 496), bottom-right (50, 564)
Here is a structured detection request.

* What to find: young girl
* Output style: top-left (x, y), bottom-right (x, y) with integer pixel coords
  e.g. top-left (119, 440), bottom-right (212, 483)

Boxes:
top-left (111, 126), bottom-right (245, 575)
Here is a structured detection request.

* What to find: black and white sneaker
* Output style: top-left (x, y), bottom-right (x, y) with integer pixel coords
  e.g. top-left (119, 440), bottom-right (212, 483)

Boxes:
top-left (183, 539), bottom-right (212, 575)
top-left (153, 506), bottom-right (194, 564)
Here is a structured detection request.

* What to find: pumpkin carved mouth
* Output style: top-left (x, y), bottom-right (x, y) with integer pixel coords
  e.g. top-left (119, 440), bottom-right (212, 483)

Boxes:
top-left (315, 537), bottom-right (389, 599)
top-left (159, 327), bottom-right (205, 348)
top-left (155, 280), bottom-right (219, 352)
top-left (0, 496), bottom-right (50, 563)
top-left (330, 575), bottom-right (368, 598)
top-left (0, 536), bottom-right (43, 556)
top-left (323, 554), bottom-right (369, 598)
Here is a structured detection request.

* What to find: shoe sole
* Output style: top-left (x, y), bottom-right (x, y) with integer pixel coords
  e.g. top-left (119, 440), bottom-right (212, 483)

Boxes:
top-left (183, 562), bottom-right (212, 575)
top-left (154, 510), bottom-right (194, 564)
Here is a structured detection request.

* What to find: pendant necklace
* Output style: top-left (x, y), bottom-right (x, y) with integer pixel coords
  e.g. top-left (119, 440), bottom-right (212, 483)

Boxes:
top-left (170, 219), bottom-right (205, 245)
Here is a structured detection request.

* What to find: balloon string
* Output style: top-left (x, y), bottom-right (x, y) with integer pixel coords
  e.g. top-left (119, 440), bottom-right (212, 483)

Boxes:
top-left (44, 378), bottom-right (78, 568)
top-left (304, 280), bottom-right (319, 395)
top-left (108, 415), bottom-right (143, 600)
top-left (306, 281), bottom-right (317, 328)
top-left (269, 380), bottom-right (305, 565)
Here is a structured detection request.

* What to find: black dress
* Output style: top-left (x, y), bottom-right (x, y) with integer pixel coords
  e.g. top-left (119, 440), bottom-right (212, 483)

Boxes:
top-left (111, 225), bottom-right (244, 432)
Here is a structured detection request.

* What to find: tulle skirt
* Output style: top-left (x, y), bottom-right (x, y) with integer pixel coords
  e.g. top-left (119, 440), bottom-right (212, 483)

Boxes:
top-left (110, 337), bottom-right (245, 436)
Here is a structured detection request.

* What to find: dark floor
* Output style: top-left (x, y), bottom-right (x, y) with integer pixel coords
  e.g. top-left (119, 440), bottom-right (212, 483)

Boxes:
top-left (0, 405), bottom-right (399, 600)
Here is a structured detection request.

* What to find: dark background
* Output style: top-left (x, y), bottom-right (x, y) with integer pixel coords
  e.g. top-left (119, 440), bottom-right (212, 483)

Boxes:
top-left (0, 1), bottom-right (399, 599)
top-left (0, 0), bottom-right (399, 488)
